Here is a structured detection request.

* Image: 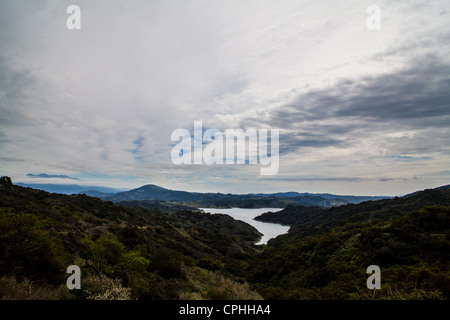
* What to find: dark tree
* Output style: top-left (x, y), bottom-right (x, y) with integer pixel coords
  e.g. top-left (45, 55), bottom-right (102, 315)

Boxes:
top-left (0, 176), bottom-right (12, 186)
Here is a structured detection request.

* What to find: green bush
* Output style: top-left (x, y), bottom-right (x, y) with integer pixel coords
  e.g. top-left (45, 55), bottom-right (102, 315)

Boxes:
top-left (0, 213), bottom-right (66, 284)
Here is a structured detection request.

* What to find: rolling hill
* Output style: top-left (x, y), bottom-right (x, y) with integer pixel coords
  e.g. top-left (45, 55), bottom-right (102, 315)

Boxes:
top-left (103, 184), bottom-right (386, 207)
top-left (16, 182), bottom-right (388, 208)
top-left (0, 178), bottom-right (262, 300)
top-left (2, 176), bottom-right (449, 300)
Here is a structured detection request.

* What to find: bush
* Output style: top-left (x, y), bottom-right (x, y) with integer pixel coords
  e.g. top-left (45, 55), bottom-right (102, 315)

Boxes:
top-left (82, 274), bottom-right (132, 300)
top-left (0, 213), bottom-right (65, 284)
top-left (196, 258), bottom-right (222, 271)
top-left (0, 276), bottom-right (72, 300)
top-left (0, 176), bottom-right (12, 186)
top-left (181, 266), bottom-right (263, 300)
top-left (150, 251), bottom-right (184, 279)
top-left (80, 232), bottom-right (125, 275)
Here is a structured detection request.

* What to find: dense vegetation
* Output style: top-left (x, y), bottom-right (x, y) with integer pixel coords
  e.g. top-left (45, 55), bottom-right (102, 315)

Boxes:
top-left (118, 199), bottom-right (199, 213)
top-left (252, 189), bottom-right (450, 299)
top-left (0, 177), bottom-right (262, 300)
top-left (119, 198), bottom-right (290, 210)
top-left (0, 176), bottom-right (449, 300)
top-left (255, 189), bottom-right (450, 235)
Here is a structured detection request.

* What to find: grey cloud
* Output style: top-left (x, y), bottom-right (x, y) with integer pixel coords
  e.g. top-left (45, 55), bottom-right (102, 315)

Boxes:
top-left (384, 128), bottom-right (450, 154)
top-left (1, 0), bottom-right (449, 195)
top-left (391, 155), bottom-right (433, 161)
top-left (27, 173), bottom-right (80, 180)
top-left (270, 56), bottom-right (450, 127)
top-left (0, 157), bottom-right (24, 162)
top-left (263, 176), bottom-right (407, 183)
top-left (243, 54), bottom-right (450, 157)
top-left (0, 56), bottom-right (41, 126)
top-left (278, 132), bottom-right (345, 155)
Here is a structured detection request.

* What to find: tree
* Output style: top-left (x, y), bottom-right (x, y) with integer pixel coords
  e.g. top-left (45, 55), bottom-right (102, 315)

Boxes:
top-left (81, 233), bottom-right (125, 275)
top-left (0, 176), bottom-right (12, 186)
top-left (0, 213), bottom-right (64, 283)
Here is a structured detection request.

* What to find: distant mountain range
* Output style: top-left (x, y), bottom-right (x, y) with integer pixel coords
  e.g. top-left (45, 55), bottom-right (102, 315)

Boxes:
top-left (16, 182), bottom-right (391, 208)
top-left (16, 183), bottom-right (124, 195)
top-left (401, 184), bottom-right (450, 198)
top-left (99, 184), bottom-right (393, 207)
top-left (255, 184), bottom-right (450, 229)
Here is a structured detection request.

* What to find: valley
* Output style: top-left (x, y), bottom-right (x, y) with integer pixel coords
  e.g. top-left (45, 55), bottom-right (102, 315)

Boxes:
top-left (1, 177), bottom-right (449, 300)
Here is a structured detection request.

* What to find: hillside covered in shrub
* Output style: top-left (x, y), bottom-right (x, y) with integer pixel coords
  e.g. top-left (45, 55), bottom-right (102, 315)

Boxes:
top-left (0, 176), bottom-right (449, 300)
top-left (0, 178), bottom-right (262, 300)
top-left (251, 188), bottom-right (450, 299)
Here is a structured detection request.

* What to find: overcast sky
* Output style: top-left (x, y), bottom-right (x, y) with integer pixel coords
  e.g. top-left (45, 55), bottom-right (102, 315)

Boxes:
top-left (1, 0), bottom-right (449, 196)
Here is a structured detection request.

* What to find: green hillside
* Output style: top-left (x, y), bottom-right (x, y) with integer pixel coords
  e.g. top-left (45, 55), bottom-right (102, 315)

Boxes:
top-left (0, 178), bottom-right (262, 300)
top-left (251, 188), bottom-right (450, 299)
top-left (0, 176), bottom-right (449, 300)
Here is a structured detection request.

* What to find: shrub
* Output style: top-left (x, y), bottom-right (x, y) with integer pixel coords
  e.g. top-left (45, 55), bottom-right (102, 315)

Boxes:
top-left (82, 274), bottom-right (132, 300)
top-left (0, 276), bottom-right (72, 300)
top-left (0, 213), bottom-right (65, 284)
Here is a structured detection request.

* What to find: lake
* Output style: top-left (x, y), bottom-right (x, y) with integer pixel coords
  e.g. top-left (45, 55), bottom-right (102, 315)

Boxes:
top-left (199, 207), bottom-right (290, 245)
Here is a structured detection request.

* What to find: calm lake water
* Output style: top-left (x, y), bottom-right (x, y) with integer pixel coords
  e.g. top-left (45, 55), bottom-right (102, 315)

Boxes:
top-left (199, 207), bottom-right (290, 245)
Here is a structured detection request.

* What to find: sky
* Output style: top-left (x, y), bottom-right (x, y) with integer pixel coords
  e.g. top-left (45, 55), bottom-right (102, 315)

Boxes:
top-left (0, 0), bottom-right (449, 196)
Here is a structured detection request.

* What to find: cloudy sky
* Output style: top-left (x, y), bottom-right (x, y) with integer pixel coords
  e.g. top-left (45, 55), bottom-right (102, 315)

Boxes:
top-left (1, 0), bottom-right (449, 196)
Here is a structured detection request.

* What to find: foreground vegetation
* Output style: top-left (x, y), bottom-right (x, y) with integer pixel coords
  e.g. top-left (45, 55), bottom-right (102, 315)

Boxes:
top-left (253, 189), bottom-right (450, 299)
top-left (0, 176), bottom-right (449, 300)
top-left (0, 177), bottom-right (261, 300)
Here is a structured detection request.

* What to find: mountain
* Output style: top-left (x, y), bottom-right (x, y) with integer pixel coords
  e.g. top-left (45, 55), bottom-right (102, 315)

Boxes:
top-left (255, 187), bottom-right (450, 234)
top-left (250, 192), bottom-right (388, 204)
top-left (15, 183), bottom-right (124, 196)
top-left (15, 182), bottom-right (390, 208)
top-left (98, 184), bottom-right (386, 208)
top-left (401, 184), bottom-right (450, 198)
top-left (107, 184), bottom-right (221, 202)
top-left (13, 182), bottom-right (379, 211)
top-left (286, 195), bottom-right (349, 207)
